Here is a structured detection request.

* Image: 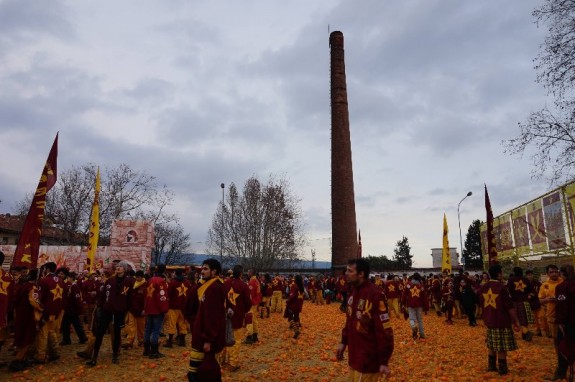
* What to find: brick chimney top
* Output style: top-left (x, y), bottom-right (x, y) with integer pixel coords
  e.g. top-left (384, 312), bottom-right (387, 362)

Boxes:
top-left (329, 31), bottom-right (344, 48)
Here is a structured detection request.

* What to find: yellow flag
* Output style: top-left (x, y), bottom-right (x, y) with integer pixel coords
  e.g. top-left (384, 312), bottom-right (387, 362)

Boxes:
top-left (87, 168), bottom-right (100, 273)
top-left (442, 213), bottom-right (451, 274)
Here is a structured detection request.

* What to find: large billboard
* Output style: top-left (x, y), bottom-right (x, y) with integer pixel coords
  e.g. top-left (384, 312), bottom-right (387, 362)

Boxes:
top-left (481, 182), bottom-right (575, 260)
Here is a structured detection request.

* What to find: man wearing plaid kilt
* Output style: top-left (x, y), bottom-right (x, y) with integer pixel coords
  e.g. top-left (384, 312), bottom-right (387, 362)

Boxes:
top-left (480, 264), bottom-right (521, 375)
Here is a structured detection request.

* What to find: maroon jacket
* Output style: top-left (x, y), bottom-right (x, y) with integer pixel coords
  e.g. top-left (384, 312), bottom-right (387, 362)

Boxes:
top-left (13, 279), bottom-right (40, 347)
top-left (129, 279), bottom-right (147, 317)
top-left (144, 275), bottom-right (169, 315)
top-left (480, 280), bottom-right (514, 329)
top-left (341, 280), bottom-right (394, 372)
top-left (224, 277), bottom-right (252, 329)
top-left (385, 281), bottom-right (401, 299)
top-left (0, 269), bottom-right (13, 329)
top-left (38, 273), bottom-right (65, 317)
top-left (555, 279), bottom-right (575, 326)
top-left (99, 275), bottom-right (134, 314)
top-left (508, 275), bottom-right (533, 303)
top-left (286, 283), bottom-right (304, 314)
top-left (81, 279), bottom-right (99, 305)
top-left (65, 282), bottom-right (84, 316)
top-left (168, 278), bottom-right (190, 310)
top-left (191, 277), bottom-right (226, 353)
top-left (401, 281), bottom-right (429, 310)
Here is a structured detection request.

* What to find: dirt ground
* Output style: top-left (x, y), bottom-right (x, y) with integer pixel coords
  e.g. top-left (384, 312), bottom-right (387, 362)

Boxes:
top-left (0, 302), bottom-right (559, 381)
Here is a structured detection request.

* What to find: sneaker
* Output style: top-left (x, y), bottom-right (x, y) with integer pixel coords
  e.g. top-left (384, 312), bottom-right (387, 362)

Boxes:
top-left (293, 330), bottom-right (300, 339)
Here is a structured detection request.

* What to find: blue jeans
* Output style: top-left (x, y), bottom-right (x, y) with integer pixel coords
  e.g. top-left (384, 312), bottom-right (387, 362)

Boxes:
top-left (144, 314), bottom-right (165, 345)
top-left (407, 307), bottom-right (425, 337)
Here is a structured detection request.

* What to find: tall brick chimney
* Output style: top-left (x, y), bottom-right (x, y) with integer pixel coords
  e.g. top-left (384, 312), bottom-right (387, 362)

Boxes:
top-left (330, 31), bottom-right (358, 270)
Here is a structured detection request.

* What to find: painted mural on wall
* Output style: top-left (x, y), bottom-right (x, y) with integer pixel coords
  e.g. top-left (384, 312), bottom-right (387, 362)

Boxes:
top-left (1, 220), bottom-right (154, 272)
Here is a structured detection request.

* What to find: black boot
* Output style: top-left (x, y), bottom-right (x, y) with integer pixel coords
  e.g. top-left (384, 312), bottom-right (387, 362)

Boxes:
top-left (260, 308), bottom-right (264, 319)
top-left (553, 353), bottom-right (568, 380)
top-left (149, 344), bottom-right (165, 359)
top-left (487, 355), bottom-right (497, 372)
top-left (412, 327), bottom-right (418, 340)
top-left (143, 343), bottom-right (151, 357)
top-left (112, 353), bottom-right (119, 364)
top-left (86, 357), bottom-right (97, 367)
top-left (252, 333), bottom-right (259, 342)
top-left (498, 359), bottom-right (509, 375)
top-left (165, 334), bottom-right (174, 348)
top-left (242, 334), bottom-right (255, 344)
top-left (177, 334), bottom-right (186, 347)
top-left (187, 372), bottom-right (198, 382)
top-left (266, 307), bottom-right (270, 318)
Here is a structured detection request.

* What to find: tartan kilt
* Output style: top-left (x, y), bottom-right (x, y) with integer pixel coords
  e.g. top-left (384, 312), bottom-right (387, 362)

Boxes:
top-left (486, 328), bottom-right (518, 352)
top-left (514, 301), bottom-right (529, 326)
top-left (524, 301), bottom-right (535, 325)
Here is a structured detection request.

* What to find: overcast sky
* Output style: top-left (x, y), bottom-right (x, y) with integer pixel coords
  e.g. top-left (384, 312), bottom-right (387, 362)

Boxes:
top-left (0, 0), bottom-right (553, 266)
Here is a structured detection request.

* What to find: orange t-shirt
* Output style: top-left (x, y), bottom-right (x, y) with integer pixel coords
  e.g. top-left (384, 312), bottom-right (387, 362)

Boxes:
top-left (539, 278), bottom-right (563, 322)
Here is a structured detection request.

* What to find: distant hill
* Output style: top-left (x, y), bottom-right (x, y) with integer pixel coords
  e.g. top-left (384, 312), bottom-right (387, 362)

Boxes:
top-left (159, 253), bottom-right (331, 269)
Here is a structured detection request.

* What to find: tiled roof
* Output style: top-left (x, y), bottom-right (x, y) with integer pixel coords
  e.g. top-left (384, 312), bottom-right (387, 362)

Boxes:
top-left (0, 214), bottom-right (88, 244)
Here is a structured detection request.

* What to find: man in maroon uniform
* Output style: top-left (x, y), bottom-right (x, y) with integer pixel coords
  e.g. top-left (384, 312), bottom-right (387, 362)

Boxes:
top-left (81, 272), bottom-right (99, 325)
top-left (480, 264), bottom-right (520, 375)
top-left (552, 265), bottom-right (575, 380)
top-left (143, 264), bottom-right (169, 359)
top-left (165, 268), bottom-right (190, 347)
top-left (270, 275), bottom-right (284, 313)
top-left (0, 251), bottom-right (13, 355)
top-left (87, 261), bottom-right (134, 366)
top-left (9, 267), bottom-right (40, 371)
top-left (124, 270), bottom-right (147, 349)
top-left (402, 272), bottom-right (429, 340)
top-left (508, 266), bottom-right (534, 341)
top-left (224, 264), bottom-right (252, 371)
top-left (336, 258), bottom-right (394, 382)
top-left (244, 269), bottom-right (262, 344)
top-left (430, 274), bottom-right (443, 316)
top-left (35, 262), bottom-right (65, 363)
top-left (188, 259), bottom-right (226, 382)
top-left (384, 275), bottom-right (401, 319)
top-left (61, 271), bottom-right (88, 345)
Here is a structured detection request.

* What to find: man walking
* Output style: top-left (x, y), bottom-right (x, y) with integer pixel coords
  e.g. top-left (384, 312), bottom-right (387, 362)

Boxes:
top-left (336, 258), bottom-right (394, 382)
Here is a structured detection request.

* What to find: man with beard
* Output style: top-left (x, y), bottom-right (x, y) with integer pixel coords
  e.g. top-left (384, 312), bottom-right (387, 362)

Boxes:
top-left (336, 258), bottom-right (394, 382)
top-left (86, 261), bottom-right (134, 366)
top-left (187, 259), bottom-right (226, 382)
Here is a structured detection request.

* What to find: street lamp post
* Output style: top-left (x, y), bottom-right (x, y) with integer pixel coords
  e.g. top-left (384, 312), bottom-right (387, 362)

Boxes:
top-left (220, 183), bottom-right (225, 263)
top-left (458, 191), bottom-right (472, 271)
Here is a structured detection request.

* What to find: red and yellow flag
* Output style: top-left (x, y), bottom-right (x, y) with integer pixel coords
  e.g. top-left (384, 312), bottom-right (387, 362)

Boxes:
top-left (86, 168), bottom-right (100, 273)
top-left (12, 133), bottom-right (58, 269)
top-left (485, 184), bottom-right (498, 265)
top-left (442, 213), bottom-right (451, 274)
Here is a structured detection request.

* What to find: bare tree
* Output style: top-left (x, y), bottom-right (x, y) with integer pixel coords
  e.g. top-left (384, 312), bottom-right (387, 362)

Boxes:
top-left (504, 1), bottom-right (575, 184)
top-left (206, 175), bottom-right (305, 270)
top-left (151, 221), bottom-right (192, 266)
top-left (13, 163), bottom-right (181, 246)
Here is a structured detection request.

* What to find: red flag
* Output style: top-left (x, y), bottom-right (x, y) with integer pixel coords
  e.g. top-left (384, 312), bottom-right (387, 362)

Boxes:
top-left (485, 184), bottom-right (498, 266)
top-left (12, 133), bottom-right (58, 269)
top-left (357, 230), bottom-right (362, 258)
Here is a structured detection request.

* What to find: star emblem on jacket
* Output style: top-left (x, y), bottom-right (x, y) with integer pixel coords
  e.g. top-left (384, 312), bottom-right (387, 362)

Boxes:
top-left (177, 284), bottom-right (188, 297)
top-left (514, 279), bottom-right (527, 292)
top-left (228, 287), bottom-right (239, 306)
top-left (388, 284), bottom-right (395, 292)
top-left (483, 288), bottom-right (498, 309)
top-left (410, 286), bottom-right (421, 298)
top-left (51, 284), bottom-right (63, 300)
top-left (147, 284), bottom-right (155, 298)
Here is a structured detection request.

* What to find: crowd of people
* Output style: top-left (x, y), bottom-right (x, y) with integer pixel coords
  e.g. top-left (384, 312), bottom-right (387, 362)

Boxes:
top-left (1, 248), bottom-right (575, 381)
